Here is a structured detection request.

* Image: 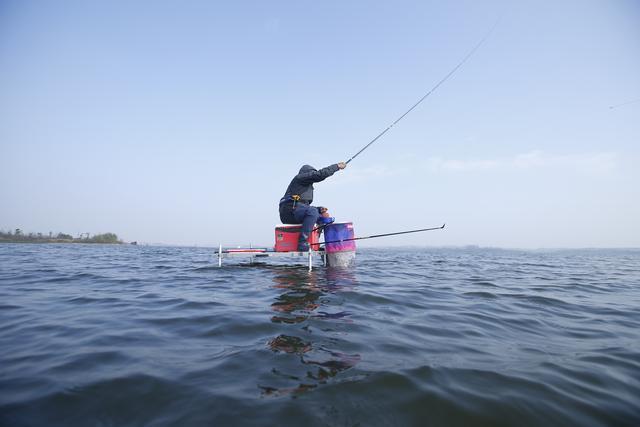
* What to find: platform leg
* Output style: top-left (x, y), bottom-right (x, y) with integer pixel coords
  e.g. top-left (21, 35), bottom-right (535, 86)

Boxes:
top-left (218, 244), bottom-right (222, 267)
top-left (308, 249), bottom-right (313, 272)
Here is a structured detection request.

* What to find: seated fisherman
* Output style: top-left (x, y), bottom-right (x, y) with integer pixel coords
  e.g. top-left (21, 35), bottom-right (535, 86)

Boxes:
top-left (279, 162), bottom-right (346, 251)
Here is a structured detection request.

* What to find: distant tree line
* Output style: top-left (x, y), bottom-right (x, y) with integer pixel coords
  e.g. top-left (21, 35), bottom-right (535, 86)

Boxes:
top-left (0, 229), bottom-right (122, 244)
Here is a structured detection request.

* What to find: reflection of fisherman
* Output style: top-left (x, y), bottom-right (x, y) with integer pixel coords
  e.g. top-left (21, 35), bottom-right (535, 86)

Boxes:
top-left (263, 268), bottom-right (360, 397)
top-left (279, 162), bottom-right (346, 251)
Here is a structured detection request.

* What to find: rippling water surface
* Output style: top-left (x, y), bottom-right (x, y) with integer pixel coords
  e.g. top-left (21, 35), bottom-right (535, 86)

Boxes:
top-left (1, 244), bottom-right (639, 426)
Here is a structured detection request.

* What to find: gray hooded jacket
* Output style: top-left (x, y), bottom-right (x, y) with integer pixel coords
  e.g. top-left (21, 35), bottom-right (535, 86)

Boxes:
top-left (280, 164), bottom-right (340, 205)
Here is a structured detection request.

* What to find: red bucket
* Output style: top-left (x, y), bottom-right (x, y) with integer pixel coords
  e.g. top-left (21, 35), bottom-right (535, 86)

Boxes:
top-left (274, 225), bottom-right (320, 252)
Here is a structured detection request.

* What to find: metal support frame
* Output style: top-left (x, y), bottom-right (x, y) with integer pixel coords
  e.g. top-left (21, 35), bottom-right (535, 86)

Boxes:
top-left (216, 245), bottom-right (323, 271)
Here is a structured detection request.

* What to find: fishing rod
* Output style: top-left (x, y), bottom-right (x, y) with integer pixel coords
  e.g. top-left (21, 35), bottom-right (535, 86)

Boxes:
top-left (609, 98), bottom-right (640, 110)
top-left (345, 21), bottom-right (499, 165)
top-left (312, 224), bottom-right (445, 246)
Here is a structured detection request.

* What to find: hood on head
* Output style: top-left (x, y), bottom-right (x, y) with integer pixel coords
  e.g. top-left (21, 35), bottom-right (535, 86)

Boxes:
top-left (299, 165), bottom-right (316, 174)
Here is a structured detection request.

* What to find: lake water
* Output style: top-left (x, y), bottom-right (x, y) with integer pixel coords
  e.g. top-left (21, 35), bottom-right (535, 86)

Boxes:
top-left (1, 244), bottom-right (639, 426)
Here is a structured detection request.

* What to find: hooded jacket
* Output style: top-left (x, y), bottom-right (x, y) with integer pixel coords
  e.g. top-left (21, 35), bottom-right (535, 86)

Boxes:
top-left (280, 164), bottom-right (340, 205)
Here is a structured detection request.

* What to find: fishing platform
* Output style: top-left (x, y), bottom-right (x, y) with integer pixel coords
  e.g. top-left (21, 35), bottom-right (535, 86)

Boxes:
top-left (215, 246), bottom-right (327, 271)
top-left (215, 222), bottom-right (445, 270)
top-left (215, 222), bottom-right (356, 271)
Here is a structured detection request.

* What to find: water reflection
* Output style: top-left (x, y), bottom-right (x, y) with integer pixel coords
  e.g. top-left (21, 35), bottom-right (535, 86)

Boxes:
top-left (261, 267), bottom-right (361, 397)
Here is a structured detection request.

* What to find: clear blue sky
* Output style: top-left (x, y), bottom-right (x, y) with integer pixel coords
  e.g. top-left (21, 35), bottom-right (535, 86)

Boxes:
top-left (1, 0), bottom-right (639, 248)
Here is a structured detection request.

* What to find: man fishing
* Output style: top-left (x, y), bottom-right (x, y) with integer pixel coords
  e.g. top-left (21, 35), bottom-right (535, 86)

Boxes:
top-left (279, 162), bottom-right (347, 251)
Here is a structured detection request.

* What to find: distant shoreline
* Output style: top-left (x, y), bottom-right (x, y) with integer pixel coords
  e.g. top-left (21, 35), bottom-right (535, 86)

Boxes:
top-left (0, 231), bottom-right (123, 245)
top-left (0, 239), bottom-right (123, 244)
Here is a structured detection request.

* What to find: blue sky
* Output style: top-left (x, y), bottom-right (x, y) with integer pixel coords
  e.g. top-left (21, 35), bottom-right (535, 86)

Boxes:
top-left (1, 0), bottom-right (639, 248)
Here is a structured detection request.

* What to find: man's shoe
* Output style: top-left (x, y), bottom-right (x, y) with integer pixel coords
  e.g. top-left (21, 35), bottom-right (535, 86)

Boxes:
top-left (297, 233), bottom-right (310, 252)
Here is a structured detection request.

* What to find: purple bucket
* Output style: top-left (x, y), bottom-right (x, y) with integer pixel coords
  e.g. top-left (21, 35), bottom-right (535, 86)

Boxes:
top-left (324, 222), bottom-right (356, 253)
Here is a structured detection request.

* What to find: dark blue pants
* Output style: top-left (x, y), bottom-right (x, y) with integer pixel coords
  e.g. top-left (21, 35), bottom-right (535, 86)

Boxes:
top-left (279, 204), bottom-right (320, 238)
